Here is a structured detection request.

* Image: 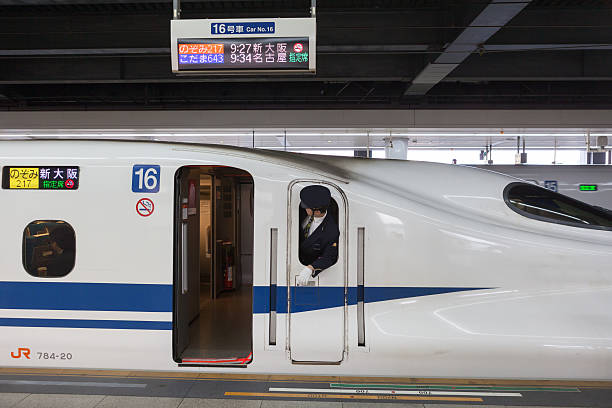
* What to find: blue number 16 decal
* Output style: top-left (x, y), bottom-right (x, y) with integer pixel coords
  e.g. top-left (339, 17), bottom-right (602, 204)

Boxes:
top-left (132, 165), bottom-right (160, 193)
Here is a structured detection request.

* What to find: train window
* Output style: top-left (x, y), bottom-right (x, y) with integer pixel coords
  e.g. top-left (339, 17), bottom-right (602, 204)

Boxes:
top-left (23, 220), bottom-right (75, 278)
top-left (504, 182), bottom-right (612, 230)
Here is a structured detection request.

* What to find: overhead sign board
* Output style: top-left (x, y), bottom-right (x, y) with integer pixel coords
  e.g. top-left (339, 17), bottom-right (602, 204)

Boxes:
top-left (171, 18), bottom-right (316, 74)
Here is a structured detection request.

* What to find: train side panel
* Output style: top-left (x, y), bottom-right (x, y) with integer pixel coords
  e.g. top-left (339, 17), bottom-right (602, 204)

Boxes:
top-left (1, 141), bottom-right (611, 380)
top-left (341, 167), bottom-right (612, 379)
top-left (0, 152), bottom-right (175, 370)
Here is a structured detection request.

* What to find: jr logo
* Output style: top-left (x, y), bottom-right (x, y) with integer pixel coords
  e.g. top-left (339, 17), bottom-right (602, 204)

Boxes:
top-left (11, 347), bottom-right (31, 359)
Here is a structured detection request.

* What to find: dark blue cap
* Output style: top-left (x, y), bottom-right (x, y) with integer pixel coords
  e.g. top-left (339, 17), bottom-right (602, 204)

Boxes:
top-left (300, 185), bottom-right (331, 209)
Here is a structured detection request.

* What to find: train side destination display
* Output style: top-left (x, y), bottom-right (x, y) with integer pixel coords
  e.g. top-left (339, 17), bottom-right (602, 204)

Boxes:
top-left (171, 18), bottom-right (316, 74)
top-left (2, 166), bottom-right (80, 190)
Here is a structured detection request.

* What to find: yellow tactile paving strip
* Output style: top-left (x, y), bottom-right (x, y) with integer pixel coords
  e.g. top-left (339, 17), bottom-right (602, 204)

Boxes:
top-left (0, 367), bottom-right (611, 389)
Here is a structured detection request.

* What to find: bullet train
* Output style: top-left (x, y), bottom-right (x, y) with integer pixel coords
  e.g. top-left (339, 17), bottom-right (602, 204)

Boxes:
top-left (1, 139), bottom-right (612, 380)
top-left (472, 164), bottom-right (612, 210)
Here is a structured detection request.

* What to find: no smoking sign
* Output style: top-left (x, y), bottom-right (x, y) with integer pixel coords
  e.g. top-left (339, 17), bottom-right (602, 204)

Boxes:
top-left (136, 198), bottom-right (155, 217)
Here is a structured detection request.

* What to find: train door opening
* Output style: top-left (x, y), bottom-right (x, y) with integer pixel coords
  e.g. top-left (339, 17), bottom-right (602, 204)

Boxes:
top-left (289, 181), bottom-right (347, 363)
top-left (174, 166), bottom-right (254, 365)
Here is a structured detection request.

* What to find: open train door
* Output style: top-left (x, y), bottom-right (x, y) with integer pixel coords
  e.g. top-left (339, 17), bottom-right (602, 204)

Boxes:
top-left (173, 165), bottom-right (253, 365)
top-left (289, 181), bottom-right (347, 363)
top-left (173, 168), bottom-right (200, 362)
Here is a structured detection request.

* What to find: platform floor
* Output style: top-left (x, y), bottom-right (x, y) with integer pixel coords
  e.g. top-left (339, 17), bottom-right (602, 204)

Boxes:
top-left (0, 369), bottom-right (611, 408)
top-left (0, 395), bottom-right (590, 408)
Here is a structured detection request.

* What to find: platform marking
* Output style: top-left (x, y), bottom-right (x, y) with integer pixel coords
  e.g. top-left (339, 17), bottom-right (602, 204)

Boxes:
top-left (1, 368), bottom-right (610, 388)
top-left (226, 391), bottom-right (483, 402)
top-left (270, 387), bottom-right (521, 397)
top-left (330, 383), bottom-right (580, 392)
top-left (0, 379), bottom-right (146, 388)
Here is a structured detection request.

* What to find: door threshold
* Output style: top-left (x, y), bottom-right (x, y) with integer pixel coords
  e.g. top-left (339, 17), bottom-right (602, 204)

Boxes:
top-left (181, 352), bottom-right (252, 367)
top-left (291, 359), bottom-right (342, 365)
top-left (179, 363), bottom-right (248, 368)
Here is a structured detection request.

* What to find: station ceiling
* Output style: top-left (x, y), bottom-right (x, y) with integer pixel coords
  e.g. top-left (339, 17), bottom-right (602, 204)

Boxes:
top-left (1, 0), bottom-right (612, 110)
top-left (4, 128), bottom-right (608, 150)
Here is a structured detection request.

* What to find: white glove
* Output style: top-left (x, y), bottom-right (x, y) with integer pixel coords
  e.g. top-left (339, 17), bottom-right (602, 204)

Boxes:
top-left (296, 267), bottom-right (314, 286)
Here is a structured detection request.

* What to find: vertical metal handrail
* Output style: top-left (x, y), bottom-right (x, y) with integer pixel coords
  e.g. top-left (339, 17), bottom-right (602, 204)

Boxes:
top-left (269, 228), bottom-right (278, 345)
top-left (181, 222), bottom-right (188, 294)
top-left (181, 198), bottom-right (188, 295)
top-left (357, 227), bottom-right (365, 346)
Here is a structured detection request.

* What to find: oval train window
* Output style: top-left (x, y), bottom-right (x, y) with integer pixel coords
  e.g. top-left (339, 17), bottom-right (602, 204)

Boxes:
top-left (23, 220), bottom-right (76, 278)
top-left (504, 183), bottom-right (612, 230)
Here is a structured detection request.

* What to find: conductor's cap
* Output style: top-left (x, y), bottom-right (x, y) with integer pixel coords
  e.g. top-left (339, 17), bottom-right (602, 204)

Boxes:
top-left (300, 185), bottom-right (331, 209)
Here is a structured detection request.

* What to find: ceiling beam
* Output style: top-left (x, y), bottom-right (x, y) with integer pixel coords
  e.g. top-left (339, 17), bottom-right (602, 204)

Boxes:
top-left (2, 47), bottom-right (611, 85)
top-left (0, 45), bottom-right (430, 57)
top-left (0, 0), bottom-right (266, 4)
top-left (4, 43), bottom-right (611, 57)
top-left (2, 109), bottom-right (612, 129)
top-left (404, 0), bottom-right (531, 96)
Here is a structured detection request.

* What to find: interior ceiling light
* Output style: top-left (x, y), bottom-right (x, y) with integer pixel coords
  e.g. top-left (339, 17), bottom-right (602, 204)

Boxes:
top-left (287, 133), bottom-right (367, 137)
top-left (390, 133), bottom-right (586, 137)
top-left (3, 129), bottom-right (609, 138)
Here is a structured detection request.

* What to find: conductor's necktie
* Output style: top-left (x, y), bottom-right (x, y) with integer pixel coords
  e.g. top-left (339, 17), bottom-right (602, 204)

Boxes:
top-left (303, 216), bottom-right (314, 238)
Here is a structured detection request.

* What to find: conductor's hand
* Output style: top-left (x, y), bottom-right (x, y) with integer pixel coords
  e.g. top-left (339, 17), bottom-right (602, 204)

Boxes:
top-left (296, 266), bottom-right (314, 286)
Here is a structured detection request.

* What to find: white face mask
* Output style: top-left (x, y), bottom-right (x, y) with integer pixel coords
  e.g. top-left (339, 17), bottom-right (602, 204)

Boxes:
top-left (306, 208), bottom-right (325, 218)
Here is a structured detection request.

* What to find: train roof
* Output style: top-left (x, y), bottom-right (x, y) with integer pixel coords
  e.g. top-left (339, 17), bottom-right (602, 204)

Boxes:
top-left (0, 138), bottom-right (521, 216)
top-left (0, 138), bottom-right (517, 187)
top-left (2, 139), bottom-right (610, 239)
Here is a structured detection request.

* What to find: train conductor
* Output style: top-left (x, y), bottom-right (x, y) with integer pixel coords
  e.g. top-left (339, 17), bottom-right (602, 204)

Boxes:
top-left (296, 185), bottom-right (340, 286)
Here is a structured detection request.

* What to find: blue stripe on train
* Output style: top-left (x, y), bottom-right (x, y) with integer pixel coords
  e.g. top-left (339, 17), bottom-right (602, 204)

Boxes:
top-left (0, 281), bottom-right (484, 313)
top-left (0, 317), bottom-right (171, 330)
top-left (252, 286), bottom-right (485, 313)
top-left (0, 281), bottom-right (172, 312)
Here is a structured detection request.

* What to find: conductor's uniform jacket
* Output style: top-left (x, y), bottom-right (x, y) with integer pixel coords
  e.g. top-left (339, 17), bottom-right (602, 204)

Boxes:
top-left (299, 210), bottom-right (340, 277)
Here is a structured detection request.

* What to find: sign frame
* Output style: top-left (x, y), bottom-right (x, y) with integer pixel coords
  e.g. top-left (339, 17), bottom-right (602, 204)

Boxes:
top-left (170, 17), bottom-right (316, 74)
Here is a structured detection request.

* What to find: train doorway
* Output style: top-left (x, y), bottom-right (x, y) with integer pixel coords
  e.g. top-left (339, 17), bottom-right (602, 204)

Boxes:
top-left (289, 181), bottom-right (347, 363)
top-left (174, 166), bottom-right (254, 365)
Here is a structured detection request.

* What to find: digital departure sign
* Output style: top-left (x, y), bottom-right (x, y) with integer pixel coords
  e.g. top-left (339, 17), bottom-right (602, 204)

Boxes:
top-left (177, 38), bottom-right (309, 71)
top-left (171, 18), bottom-right (316, 74)
top-left (2, 166), bottom-right (80, 190)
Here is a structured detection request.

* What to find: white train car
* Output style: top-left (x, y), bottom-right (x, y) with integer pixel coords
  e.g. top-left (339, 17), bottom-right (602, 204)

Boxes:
top-left (1, 140), bottom-right (612, 380)
top-left (472, 164), bottom-right (612, 210)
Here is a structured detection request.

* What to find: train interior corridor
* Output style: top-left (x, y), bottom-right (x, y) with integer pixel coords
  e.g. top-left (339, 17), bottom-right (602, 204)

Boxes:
top-left (174, 166), bottom-right (254, 364)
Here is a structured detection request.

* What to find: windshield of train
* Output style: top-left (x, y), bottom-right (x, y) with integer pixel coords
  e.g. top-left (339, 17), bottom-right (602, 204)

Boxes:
top-left (505, 183), bottom-right (612, 230)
